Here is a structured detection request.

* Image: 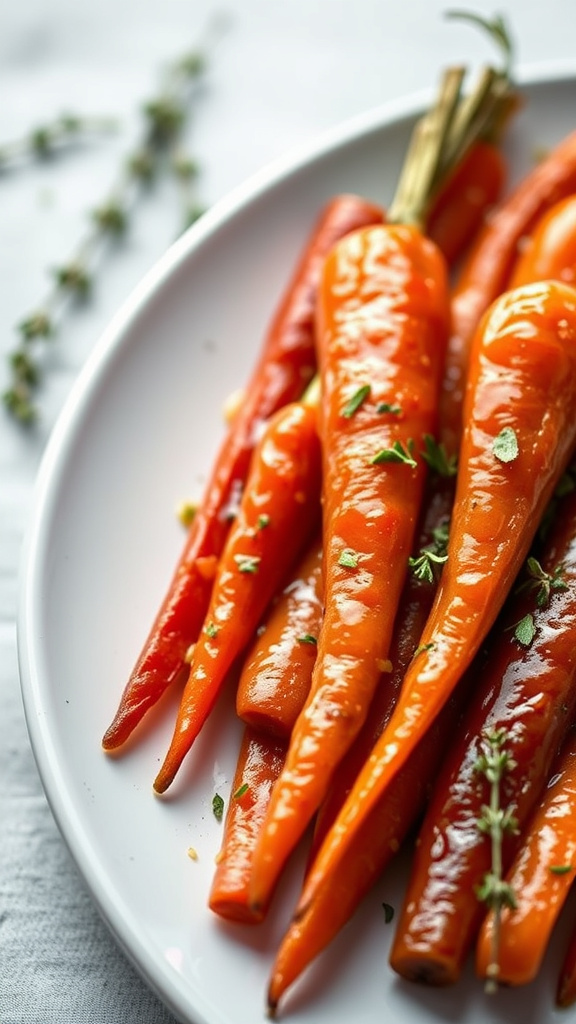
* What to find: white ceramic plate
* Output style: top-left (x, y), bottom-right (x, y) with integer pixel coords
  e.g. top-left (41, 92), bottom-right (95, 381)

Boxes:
top-left (19, 68), bottom-right (576, 1024)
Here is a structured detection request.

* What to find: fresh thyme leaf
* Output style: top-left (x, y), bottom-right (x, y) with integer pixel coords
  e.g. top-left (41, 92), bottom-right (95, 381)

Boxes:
top-left (377, 402), bottom-right (402, 416)
top-left (516, 557), bottom-right (568, 609)
top-left (371, 439), bottom-right (417, 468)
top-left (233, 554), bottom-right (261, 574)
top-left (413, 642), bottom-right (435, 658)
top-left (408, 520), bottom-right (450, 582)
top-left (338, 549), bottom-right (359, 569)
top-left (382, 902), bottom-right (395, 923)
top-left (233, 783), bottom-right (249, 800)
top-left (513, 612), bottom-right (536, 647)
top-left (212, 793), bottom-right (224, 821)
top-left (257, 513), bottom-right (271, 530)
top-left (550, 864), bottom-right (573, 875)
top-left (421, 435), bottom-right (458, 477)
top-left (493, 426), bottom-right (519, 464)
top-left (341, 384), bottom-right (371, 418)
top-left (205, 622), bottom-right (219, 638)
top-left (297, 634), bottom-right (318, 645)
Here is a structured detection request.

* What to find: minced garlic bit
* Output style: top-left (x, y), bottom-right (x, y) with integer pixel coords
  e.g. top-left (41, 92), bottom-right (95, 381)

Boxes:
top-left (222, 387), bottom-right (245, 424)
top-left (187, 846), bottom-right (199, 861)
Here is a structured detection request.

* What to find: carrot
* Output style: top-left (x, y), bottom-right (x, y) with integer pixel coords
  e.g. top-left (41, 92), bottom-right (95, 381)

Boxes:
top-left (390, 487), bottom-right (576, 985)
top-left (209, 726), bottom-right (287, 924)
top-left (508, 192), bottom-right (576, 289)
top-left (235, 534), bottom-right (323, 739)
top-left (476, 731), bottom-right (576, 988)
top-left (101, 193), bottom-right (382, 751)
top-left (294, 280), bottom-right (576, 930)
top-left (427, 140), bottom-right (507, 265)
top-left (153, 400), bottom-right (321, 794)
top-left (266, 481), bottom-right (458, 1013)
top-left (441, 129), bottom-right (576, 457)
top-left (247, 217), bottom-right (450, 909)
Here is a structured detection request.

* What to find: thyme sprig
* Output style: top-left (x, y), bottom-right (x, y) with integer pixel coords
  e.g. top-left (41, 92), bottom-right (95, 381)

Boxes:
top-left (515, 556), bottom-right (568, 609)
top-left (4, 40), bottom-right (211, 424)
top-left (474, 728), bottom-right (518, 993)
top-left (0, 113), bottom-right (118, 169)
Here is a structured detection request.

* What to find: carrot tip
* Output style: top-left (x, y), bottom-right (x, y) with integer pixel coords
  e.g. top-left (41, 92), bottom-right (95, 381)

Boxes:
top-left (266, 996), bottom-right (279, 1020)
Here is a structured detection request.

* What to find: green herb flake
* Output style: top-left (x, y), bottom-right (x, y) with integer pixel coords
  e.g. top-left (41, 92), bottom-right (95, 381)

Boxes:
top-left (371, 439), bottom-right (417, 468)
top-left (382, 902), bottom-right (395, 924)
top-left (377, 402), bottom-right (402, 416)
top-left (205, 622), bottom-right (219, 639)
top-left (493, 426), bottom-right (519, 464)
top-left (413, 642), bottom-right (435, 658)
top-left (514, 612), bottom-right (536, 647)
top-left (338, 549), bottom-right (359, 569)
top-left (233, 783), bottom-right (249, 800)
top-left (550, 864), bottom-right (573, 875)
top-left (516, 556), bottom-right (568, 609)
top-left (297, 634), bottom-right (318, 645)
top-left (421, 435), bottom-right (458, 478)
top-left (233, 554), bottom-right (261, 574)
top-left (341, 384), bottom-right (371, 418)
top-left (257, 513), bottom-right (271, 530)
top-left (212, 793), bottom-right (224, 822)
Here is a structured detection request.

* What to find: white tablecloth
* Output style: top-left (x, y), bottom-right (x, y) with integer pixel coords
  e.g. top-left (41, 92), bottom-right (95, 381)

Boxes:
top-left (1, 2), bottom-right (575, 1020)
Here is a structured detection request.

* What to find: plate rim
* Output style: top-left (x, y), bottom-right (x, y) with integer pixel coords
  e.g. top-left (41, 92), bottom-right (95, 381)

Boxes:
top-left (17, 61), bottom-right (576, 1024)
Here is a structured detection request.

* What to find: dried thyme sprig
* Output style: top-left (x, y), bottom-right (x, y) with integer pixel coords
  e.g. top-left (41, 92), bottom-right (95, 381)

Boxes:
top-left (3, 42), bottom-right (211, 424)
top-left (0, 113), bottom-right (119, 169)
top-left (474, 728), bottom-right (519, 993)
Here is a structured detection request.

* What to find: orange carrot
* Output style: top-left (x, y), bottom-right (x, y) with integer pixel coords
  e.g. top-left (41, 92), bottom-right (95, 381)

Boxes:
top-left (441, 130), bottom-right (576, 456)
top-left (476, 732), bottom-right (576, 988)
top-left (508, 192), bottom-right (576, 289)
top-left (153, 401), bottom-right (321, 794)
top-left (293, 280), bottom-right (576, 925)
top-left (235, 534), bottom-right (323, 739)
top-left (102, 194), bottom-right (382, 751)
top-left (209, 726), bottom-right (287, 924)
top-left (248, 219), bottom-right (450, 913)
top-left (427, 140), bottom-right (507, 265)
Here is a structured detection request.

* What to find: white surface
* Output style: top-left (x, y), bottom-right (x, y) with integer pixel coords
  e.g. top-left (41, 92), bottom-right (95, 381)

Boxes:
top-left (17, 73), bottom-right (576, 1024)
top-left (2, 3), bottom-right (576, 1022)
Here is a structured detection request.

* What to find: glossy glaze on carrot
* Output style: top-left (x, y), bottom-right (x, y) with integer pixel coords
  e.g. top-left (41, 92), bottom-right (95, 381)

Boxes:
top-left (508, 192), bottom-right (576, 289)
top-left (102, 194), bottom-right (382, 751)
top-left (293, 281), bottom-right (576, 933)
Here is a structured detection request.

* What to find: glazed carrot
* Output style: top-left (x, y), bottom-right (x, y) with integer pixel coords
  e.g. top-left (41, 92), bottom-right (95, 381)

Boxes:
top-left (294, 280), bottom-right (576, 932)
top-left (153, 401), bottom-right (321, 794)
top-left (266, 481), bottom-right (457, 1013)
top-left (476, 732), bottom-right (576, 987)
top-left (390, 488), bottom-right (576, 985)
top-left (508, 192), bottom-right (576, 289)
top-left (248, 219), bottom-right (450, 911)
top-left (209, 726), bottom-right (287, 924)
top-left (235, 534), bottom-right (323, 739)
top-left (441, 129), bottom-right (576, 456)
top-left (102, 193), bottom-right (382, 751)
top-left (427, 140), bottom-right (507, 265)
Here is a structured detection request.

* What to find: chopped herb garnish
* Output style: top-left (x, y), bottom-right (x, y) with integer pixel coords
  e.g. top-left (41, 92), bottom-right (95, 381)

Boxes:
top-left (233, 783), bottom-right (249, 800)
top-left (420, 435), bottom-right (458, 477)
top-left (233, 554), bottom-right (261, 574)
top-left (516, 557), bottom-right (568, 608)
top-left (377, 402), bottom-right (402, 416)
top-left (338, 549), bottom-right (359, 569)
top-left (212, 793), bottom-right (224, 822)
top-left (493, 426), bottom-right (519, 464)
top-left (341, 384), bottom-right (371, 418)
top-left (205, 622), bottom-right (219, 638)
top-left (550, 864), bottom-right (573, 875)
top-left (382, 902), bottom-right (395, 923)
top-left (298, 634), bottom-right (318, 645)
top-left (408, 520), bottom-right (450, 583)
top-left (413, 642), bottom-right (435, 658)
top-left (371, 439), bottom-right (417, 468)
top-left (513, 612), bottom-right (536, 647)
top-left (257, 513), bottom-right (271, 530)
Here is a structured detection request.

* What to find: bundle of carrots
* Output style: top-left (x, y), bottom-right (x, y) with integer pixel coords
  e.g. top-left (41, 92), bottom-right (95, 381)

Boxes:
top-left (102, 10), bottom-right (576, 1019)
